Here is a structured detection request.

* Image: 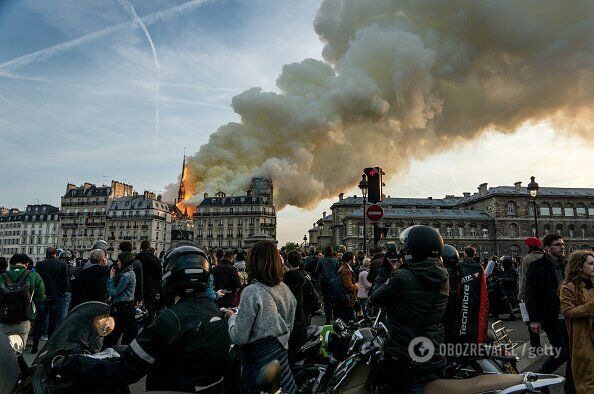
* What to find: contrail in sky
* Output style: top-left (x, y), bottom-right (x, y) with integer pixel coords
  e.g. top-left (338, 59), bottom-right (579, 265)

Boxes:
top-left (117, 0), bottom-right (162, 140)
top-left (0, 0), bottom-right (210, 72)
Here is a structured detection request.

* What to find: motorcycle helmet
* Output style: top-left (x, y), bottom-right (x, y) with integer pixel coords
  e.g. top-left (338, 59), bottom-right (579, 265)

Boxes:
top-left (162, 246), bottom-right (211, 306)
top-left (500, 255), bottom-right (514, 268)
top-left (59, 250), bottom-right (73, 263)
top-left (399, 225), bottom-right (444, 262)
top-left (441, 244), bottom-right (460, 268)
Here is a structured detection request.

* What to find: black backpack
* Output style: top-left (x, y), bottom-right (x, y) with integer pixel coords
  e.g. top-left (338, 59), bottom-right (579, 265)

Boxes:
top-left (329, 271), bottom-right (349, 307)
top-left (0, 271), bottom-right (32, 324)
top-left (303, 272), bottom-right (322, 313)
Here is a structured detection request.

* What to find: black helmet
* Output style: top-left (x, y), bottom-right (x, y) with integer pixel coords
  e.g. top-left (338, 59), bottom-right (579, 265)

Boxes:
top-left (59, 250), bottom-right (73, 262)
top-left (500, 255), bottom-right (514, 267)
top-left (441, 244), bottom-right (460, 268)
top-left (400, 225), bottom-right (444, 262)
top-left (162, 246), bottom-right (210, 305)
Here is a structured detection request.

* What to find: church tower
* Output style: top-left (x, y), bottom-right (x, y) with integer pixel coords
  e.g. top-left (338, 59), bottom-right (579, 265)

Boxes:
top-left (176, 155), bottom-right (187, 207)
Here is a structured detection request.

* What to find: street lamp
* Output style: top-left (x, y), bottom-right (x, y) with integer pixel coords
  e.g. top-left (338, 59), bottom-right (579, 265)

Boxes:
top-left (303, 235), bottom-right (307, 247)
top-left (358, 174), bottom-right (368, 256)
top-left (527, 176), bottom-right (540, 238)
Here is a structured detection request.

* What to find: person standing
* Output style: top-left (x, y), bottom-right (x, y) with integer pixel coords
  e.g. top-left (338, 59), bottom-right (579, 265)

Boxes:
top-left (118, 241), bottom-right (143, 308)
top-left (69, 249), bottom-right (109, 309)
top-left (284, 250), bottom-right (307, 362)
top-left (211, 250), bottom-right (241, 308)
top-left (0, 254), bottom-right (45, 347)
top-left (356, 259), bottom-right (371, 317)
top-left (333, 252), bottom-right (358, 323)
top-left (559, 250), bottom-right (594, 394)
top-left (303, 246), bottom-right (319, 280)
top-left (222, 241), bottom-right (297, 393)
top-left (519, 237), bottom-right (545, 348)
top-left (526, 234), bottom-right (575, 393)
top-left (136, 241), bottom-right (162, 326)
top-left (103, 252), bottom-right (137, 348)
top-left (0, 257), bottom-right (7, 274)
top-left (316, 245), bottom-right (339, 324)
top-left (32, 247), bottom-right (69, 353)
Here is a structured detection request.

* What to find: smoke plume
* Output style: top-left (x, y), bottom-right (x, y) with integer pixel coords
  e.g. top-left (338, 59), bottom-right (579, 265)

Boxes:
top-left (173, 0), bottom-right (594, 209)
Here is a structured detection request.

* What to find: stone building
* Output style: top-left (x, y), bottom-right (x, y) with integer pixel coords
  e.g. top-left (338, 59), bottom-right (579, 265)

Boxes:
top-left (59, 180), bottom-right (133, 258)
top-left (310, 181), bottom-right (594, 258)
top-left (193, 177), bottom-right (276, 250)
top-left (106, 191), bottom-right (172, 256)
top-left (20, 204), bottom-right (60, 262)
top-left (0, 208), bottom-right (24, 259)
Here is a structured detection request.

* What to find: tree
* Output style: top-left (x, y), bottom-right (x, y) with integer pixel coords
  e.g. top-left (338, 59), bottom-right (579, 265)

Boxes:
top-left (283, 242), bottom-right (301, 252)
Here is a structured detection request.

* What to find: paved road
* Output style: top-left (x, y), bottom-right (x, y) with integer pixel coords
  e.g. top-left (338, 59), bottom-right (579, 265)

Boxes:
top-left (21, 315), bottom-right (566, 393)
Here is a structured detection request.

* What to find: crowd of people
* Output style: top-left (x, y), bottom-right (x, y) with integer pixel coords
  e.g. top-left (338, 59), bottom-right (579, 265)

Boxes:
top-left (0, 227), bottom-right (592, 393)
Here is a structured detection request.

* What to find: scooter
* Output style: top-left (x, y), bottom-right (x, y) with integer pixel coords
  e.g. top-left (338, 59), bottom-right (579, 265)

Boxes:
top-left (10, 301), bottom-right (118, 393)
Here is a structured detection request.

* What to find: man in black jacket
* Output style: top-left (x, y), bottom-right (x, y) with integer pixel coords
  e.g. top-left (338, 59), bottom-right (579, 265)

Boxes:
top-left (32, 247), bottom-right (69, 353)
top-left (315, 245), bottom-right (340, 324)
top-left (525, 234), bottom-right (575, 393)
top-left (211, 251), bottom-right (241, 308)
top-left (136, 241), bottom-right (162, 325)
top-left (369, 226), bottom-right (448, 392)
top-left (70, 249), bottom-right (109, 309)
top-left (284, 250), bottom-right (307, 362)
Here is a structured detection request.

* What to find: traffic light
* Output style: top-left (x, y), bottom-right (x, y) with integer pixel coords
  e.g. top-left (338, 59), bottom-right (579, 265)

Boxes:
top-left (364, 167), bottom-right (384, 203)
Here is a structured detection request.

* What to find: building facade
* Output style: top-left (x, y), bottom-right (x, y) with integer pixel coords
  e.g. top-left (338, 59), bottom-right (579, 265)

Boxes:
top-left (310, 182), bottom-right (594, 258)
top-left (106, 191), bottom-right (172, 256)
top-left (59, 181), bottom-right (133, 258)
top-left (20, 205), bottom-right (60, 262)
top-left (193, 177), bottom-right (277, 250)
top-left (0, 208), bottom-right (24, 259)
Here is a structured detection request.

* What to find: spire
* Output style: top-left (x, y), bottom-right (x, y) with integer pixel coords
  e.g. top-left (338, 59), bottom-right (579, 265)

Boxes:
top-left (177, 155), bottom-right (186, 205)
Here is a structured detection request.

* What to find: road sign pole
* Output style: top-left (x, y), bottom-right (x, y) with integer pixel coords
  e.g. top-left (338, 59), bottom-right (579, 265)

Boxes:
top-left (373, 222), bottom-right (379, 247)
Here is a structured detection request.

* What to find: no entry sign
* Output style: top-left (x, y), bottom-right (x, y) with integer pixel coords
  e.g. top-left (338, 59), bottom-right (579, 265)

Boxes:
top-left (366, 204), bottom-right (384, 222)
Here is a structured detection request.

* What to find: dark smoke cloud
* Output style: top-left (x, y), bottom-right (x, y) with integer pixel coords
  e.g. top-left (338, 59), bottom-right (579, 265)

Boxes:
top-left (169, 0), bottom-right (594, 209)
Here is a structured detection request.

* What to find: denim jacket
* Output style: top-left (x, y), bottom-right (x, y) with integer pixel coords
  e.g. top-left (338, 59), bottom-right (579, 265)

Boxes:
top-left (108, 269), bottom-right (136, 303)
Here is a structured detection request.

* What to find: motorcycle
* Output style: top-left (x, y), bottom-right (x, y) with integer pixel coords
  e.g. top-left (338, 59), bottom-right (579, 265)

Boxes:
top-left (300, 312), bottom-right (564, 393)
top-left (12, 301), bottom-right (117, 393)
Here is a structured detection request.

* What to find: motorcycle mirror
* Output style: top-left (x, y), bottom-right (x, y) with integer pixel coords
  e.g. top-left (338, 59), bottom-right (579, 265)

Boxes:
top-left (7, 335), bottom-right (24, 355)
top-left (377, 322), bottom-right (388, 337)
top-left (333, 319), bottom-right (346, 333)
top-left (93, 316), bottom-right (115, 337)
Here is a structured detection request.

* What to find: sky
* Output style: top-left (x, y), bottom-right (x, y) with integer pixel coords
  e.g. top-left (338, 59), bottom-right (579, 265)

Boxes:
top-left (1, 0), bottom-right (593, 246)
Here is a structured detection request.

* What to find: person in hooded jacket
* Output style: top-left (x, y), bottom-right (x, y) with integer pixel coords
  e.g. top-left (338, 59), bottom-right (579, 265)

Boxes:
top-left (369, 225), bottom-right (448, 393)
top-left (136, 241), bottom-right (162, 326)
top-left (316, 245), bottom-right (340, 324)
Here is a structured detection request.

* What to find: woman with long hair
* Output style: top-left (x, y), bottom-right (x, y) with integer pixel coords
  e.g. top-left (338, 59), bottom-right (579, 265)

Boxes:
top-left (222, 241), bottom-right (297, 393)
top-left (103, 252), bottom-right (137, 348)
top-left (559, 250), bottom-right (594, 393)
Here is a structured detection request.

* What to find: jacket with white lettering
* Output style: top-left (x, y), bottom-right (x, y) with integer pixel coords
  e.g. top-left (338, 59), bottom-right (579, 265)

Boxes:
top-left (59, 294), bottom-right (231, 392)
top-left (453, 263), bottom-right (489, 344)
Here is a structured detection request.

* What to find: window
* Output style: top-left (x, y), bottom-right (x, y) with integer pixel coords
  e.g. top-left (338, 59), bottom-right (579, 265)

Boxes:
top-left (446, 227), bottom-right (452, 237)
top-left (569, 226), bottom-right (575, 238)
top-left (482, 228), bottom-right (488, 239)
top-left (544, 224), bottom-right (550, 235)
top-left (508, 224), bottom-right (519, 238)
top-left (576, 204), bottom-right (587, 216)
top-left (588, 205), bottom-right (594, 216)
top-left (540, 203), bottom-right (551, 216)
top-left (506, 202), bottom-right (517, 216)
top-left (564, 204), bottom-right (574, 217)
top-left (470, 227), bottom-right (477, 237)
top-left (581, 225), bottom-right (587, 238)
top-left (249, 218), bottom-right (254, 225)
top-left (556, 224), bottom-right (563, 235)
top-left (238, 218), bottom-right (243, 226)
top-left (458, 227), bottom-right (464, 237)
top-left (552, 203), bottom-right (562, 216)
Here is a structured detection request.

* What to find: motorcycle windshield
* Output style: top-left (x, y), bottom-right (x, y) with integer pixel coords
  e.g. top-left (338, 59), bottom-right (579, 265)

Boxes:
top-left (33, 301), bottom-right (111, 367)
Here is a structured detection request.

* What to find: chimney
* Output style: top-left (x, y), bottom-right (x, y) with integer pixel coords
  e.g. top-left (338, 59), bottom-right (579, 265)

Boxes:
top-left (203, 192), bottom-right (209, 199)
top-left (66, 183), bottom-right (76, 191)
top-left (514, 181), bottom-right (522, 190)
top-left (427, 196), bottom-right (433, 200)
top-left (339, 193), bottom-right (344, 201)
top-left (445, 195), bottom-right (455, 199)
top-left (463, 192), bottom-right (471, 198)
top-left (157, 195), bottom-right (162, 202)
top-left (478, 183), bottom-right (488, 197)
top-left (323, 211), bottom-right (327, 218)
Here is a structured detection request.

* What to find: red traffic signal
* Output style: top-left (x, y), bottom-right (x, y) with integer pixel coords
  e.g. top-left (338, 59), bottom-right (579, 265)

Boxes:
top-left (364, 167), bottom-right (384, 203)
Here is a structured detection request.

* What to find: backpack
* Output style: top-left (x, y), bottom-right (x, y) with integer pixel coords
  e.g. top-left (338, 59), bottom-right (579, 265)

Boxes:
top-left (329, 271), bottom-right (349, 307)
top-left (303, 272), bottom-right (322, 313)
top-left (0, 271), bottom-right (32, 324)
